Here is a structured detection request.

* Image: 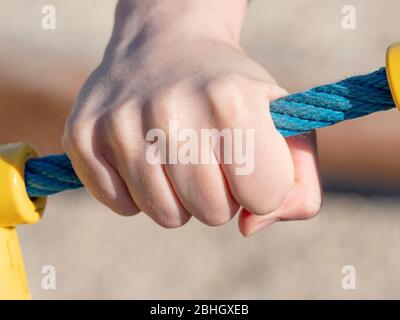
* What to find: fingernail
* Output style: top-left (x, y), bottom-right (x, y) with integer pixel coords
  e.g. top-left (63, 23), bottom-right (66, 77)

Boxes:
top-left (247, 218), bottom-right (277, 237)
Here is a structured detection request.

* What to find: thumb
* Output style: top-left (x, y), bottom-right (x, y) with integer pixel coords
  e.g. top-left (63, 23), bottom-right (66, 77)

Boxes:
top-left (239, 131), bottom-right (322, 237)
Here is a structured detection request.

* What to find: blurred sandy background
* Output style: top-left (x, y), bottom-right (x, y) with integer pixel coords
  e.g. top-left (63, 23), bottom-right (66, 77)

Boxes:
top-left (1, 0), bottom-right (400, 299)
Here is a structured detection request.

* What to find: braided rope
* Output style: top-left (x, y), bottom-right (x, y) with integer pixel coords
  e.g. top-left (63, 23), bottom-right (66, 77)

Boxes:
top-left (25, 67), bottom-right (396, 197)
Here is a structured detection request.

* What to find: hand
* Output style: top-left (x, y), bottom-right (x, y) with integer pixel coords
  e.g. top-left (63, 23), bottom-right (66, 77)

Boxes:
top-left (63, 0), bottom-right (322, 232)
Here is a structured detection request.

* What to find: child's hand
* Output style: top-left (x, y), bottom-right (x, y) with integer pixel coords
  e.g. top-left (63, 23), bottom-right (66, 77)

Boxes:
top-left (63, 0), bottom-right (322, 234)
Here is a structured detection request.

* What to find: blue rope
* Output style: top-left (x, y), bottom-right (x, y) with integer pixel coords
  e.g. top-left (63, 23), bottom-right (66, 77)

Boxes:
top-left (25, 67), bottom-right (395, 197)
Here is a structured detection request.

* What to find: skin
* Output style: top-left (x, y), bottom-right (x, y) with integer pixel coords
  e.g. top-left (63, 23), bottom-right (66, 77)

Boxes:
top-left (63, 0), bottom-right (322, 236)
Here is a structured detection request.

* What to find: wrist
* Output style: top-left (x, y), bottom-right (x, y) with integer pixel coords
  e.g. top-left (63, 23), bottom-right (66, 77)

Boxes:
top-left (110, 0), bottom-right (248, 51)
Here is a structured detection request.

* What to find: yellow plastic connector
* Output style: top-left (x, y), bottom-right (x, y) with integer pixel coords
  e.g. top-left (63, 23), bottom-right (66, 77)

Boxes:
top-left (386, 42), bottom-right (400, 112)
top-left (0, 227), bottom-right (31, 299)
top-left (0, 143), bottom-right (46, 300)
top-left (0, 143), bottom-right (46, 227)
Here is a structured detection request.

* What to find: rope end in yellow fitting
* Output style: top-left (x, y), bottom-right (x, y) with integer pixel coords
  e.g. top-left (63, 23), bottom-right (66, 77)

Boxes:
top-left (0, 143), bottom-right (46, 227)
top-left (386, 42), bottom-right (400, 112)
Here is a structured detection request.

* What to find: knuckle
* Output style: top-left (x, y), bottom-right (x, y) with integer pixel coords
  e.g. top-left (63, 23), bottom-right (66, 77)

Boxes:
top-left (207, 74), bottom-right (246, 95)
top-left (90, 185), bottom-right (139, 217)
top-left (239, 191), bottom-right (286, 216)
top-left (110, 203), bottom-right (139, 217)
top-left (100, 113), bottom-right (145, 157)
top-left (192, 199), bottom-right (235, 226)
top-left (144, 199), bottom-right (189, 229)
top-left (232, 177), bottom-right (291, 215)
top-left (153, 101), bottom-right (179, 126)
top-left (206, 75), bottom-right (248, 125)
top-left (185, 182), bottom-right (236, 226)
top-left (243, 199), bottom-right (282, 216)
top-left (100, 99), bottom-right (142, 139)
top-left (151, 83), bottom-right (189, 124)
top-left (62, 122), bottom-right (88, 156)
top-left (201, 212), bottom-right (232, 226)
top-left (156, 213), bottom-right (188, 229)
top-left (102, 112), bottom-right (125, 140)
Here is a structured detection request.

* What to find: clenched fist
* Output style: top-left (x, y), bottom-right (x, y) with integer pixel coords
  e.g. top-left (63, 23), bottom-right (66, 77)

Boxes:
top-left (63, 0), bottom-right (322, 236)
